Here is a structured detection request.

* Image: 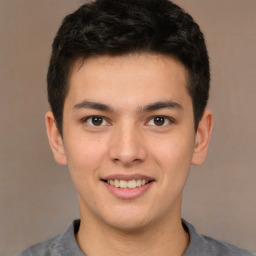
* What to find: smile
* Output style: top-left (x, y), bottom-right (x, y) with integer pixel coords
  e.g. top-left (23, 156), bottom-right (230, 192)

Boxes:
top-left (106, 179), bottom-right (150, 189)
top-left (101, 175), bottom-right (155, 199)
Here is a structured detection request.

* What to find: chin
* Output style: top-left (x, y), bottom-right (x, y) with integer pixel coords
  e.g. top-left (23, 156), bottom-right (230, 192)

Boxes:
top-left (107, 217), bottom-right (152, 233)
top-left (99, 206), bottom-right (157, 233)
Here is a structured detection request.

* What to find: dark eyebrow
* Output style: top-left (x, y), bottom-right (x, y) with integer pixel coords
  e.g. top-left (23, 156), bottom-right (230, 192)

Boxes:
top-left (73, 100), bottom-right (113, 112)
top-left (73, 100), bottom-right (183, 113)
top-left (139, 101), bottom-right (183, 112)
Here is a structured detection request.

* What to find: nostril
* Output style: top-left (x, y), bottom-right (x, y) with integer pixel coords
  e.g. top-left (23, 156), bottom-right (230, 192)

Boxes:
top-left (111, 157), bottom-right (144, 167)
top-left (109, 133), bottom-right (147, 164)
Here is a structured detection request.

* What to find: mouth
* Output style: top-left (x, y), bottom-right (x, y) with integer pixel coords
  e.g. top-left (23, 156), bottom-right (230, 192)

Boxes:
top-left (100, 174), bottom-right (155, 199)
top-left (101, 179), bottom-right (153, 189)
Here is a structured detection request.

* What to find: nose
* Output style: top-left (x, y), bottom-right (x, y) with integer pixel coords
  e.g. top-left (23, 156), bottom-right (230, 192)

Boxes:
top-left (108, 122), bottom-right (147, 167)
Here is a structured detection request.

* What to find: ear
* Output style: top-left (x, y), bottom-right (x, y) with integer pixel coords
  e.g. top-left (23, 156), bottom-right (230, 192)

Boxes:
top-left (45, 111), bottom-right (67, 165)
top-left (192, 109), bottom-right (213, 165)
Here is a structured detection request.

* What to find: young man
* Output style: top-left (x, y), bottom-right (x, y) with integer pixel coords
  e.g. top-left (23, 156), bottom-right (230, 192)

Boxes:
top-left (19, 0), bottom-right (254, 255)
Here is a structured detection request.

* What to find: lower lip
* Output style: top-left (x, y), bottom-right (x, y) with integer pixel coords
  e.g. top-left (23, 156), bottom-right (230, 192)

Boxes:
top-left (102, 181), bottom-right (154, 200)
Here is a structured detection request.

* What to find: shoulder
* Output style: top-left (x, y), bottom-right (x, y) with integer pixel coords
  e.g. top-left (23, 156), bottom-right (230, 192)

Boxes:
top-left (183, 220), bottom-right (254, 256)
top-left (17, 234), bottom-right (62, 256)
top-left (200, 234), bottom-right (254, 256)
top-left (17, 219), bottom-right (82, 256)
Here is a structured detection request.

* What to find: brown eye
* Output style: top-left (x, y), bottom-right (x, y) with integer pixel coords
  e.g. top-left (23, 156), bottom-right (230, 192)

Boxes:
top-left (86, 116), bottom-right (107, 126)
top-left (153, 116), bottom-right (165, 126)
top-left (91, 116), bottom-right (103, 126)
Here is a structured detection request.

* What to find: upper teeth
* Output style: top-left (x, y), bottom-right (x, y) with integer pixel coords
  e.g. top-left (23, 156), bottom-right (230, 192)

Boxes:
top-left (107, 179), bottom-right (148, 189)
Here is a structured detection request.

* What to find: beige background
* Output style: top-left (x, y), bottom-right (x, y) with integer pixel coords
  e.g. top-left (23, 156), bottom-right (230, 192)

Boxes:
top-left (0, 0), bottom-right (255, 255)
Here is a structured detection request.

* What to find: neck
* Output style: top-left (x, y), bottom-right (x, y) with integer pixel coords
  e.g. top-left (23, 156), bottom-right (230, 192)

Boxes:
top-left (76, 204), bottom-right (189, 256)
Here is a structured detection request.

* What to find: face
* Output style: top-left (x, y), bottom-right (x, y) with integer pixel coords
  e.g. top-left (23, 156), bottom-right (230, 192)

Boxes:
top-left (46, 53), bottom-right (212, 232)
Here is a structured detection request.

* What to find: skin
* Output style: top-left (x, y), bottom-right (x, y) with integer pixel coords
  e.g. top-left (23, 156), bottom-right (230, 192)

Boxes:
top-left (46, 53), bottom-right (213, 256)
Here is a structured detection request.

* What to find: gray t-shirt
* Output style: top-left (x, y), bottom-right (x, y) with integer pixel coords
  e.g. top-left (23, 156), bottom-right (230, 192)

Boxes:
top-left (18, 219), bottom-right (254, 256)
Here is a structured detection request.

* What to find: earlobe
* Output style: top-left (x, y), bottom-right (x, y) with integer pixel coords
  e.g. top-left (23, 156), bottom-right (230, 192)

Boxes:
top-left (192, 109), bottom-right (213, 166)
top-left (45, 111), bottom-right (67, 165)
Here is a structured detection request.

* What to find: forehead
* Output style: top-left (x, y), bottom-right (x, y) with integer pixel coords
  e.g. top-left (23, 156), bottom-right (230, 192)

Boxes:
top-left (66, 53), bottom-right (191, 109)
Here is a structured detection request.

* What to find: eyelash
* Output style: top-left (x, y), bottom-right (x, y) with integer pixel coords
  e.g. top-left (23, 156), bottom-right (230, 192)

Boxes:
top-left (146, 116), bottom-right (175, 127)
top-left (81, 115), bottom-right (175, 127)
top-left (82, 116), bottom-right (110, 127)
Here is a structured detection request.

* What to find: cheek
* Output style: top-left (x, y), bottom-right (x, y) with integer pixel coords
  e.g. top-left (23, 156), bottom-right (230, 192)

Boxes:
top-left (64, 135), bottom-right (108, 179)
top-left (151, 132), bottom-right (195, 189)
top-left (64, 137), bottom-right (108, 202)
top-left (153, 133), bottom-right (194, 167)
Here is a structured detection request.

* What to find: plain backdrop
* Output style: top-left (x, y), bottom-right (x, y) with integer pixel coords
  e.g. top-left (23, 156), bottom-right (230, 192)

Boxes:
top-left (0, 0), bottom-right (255, 255)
